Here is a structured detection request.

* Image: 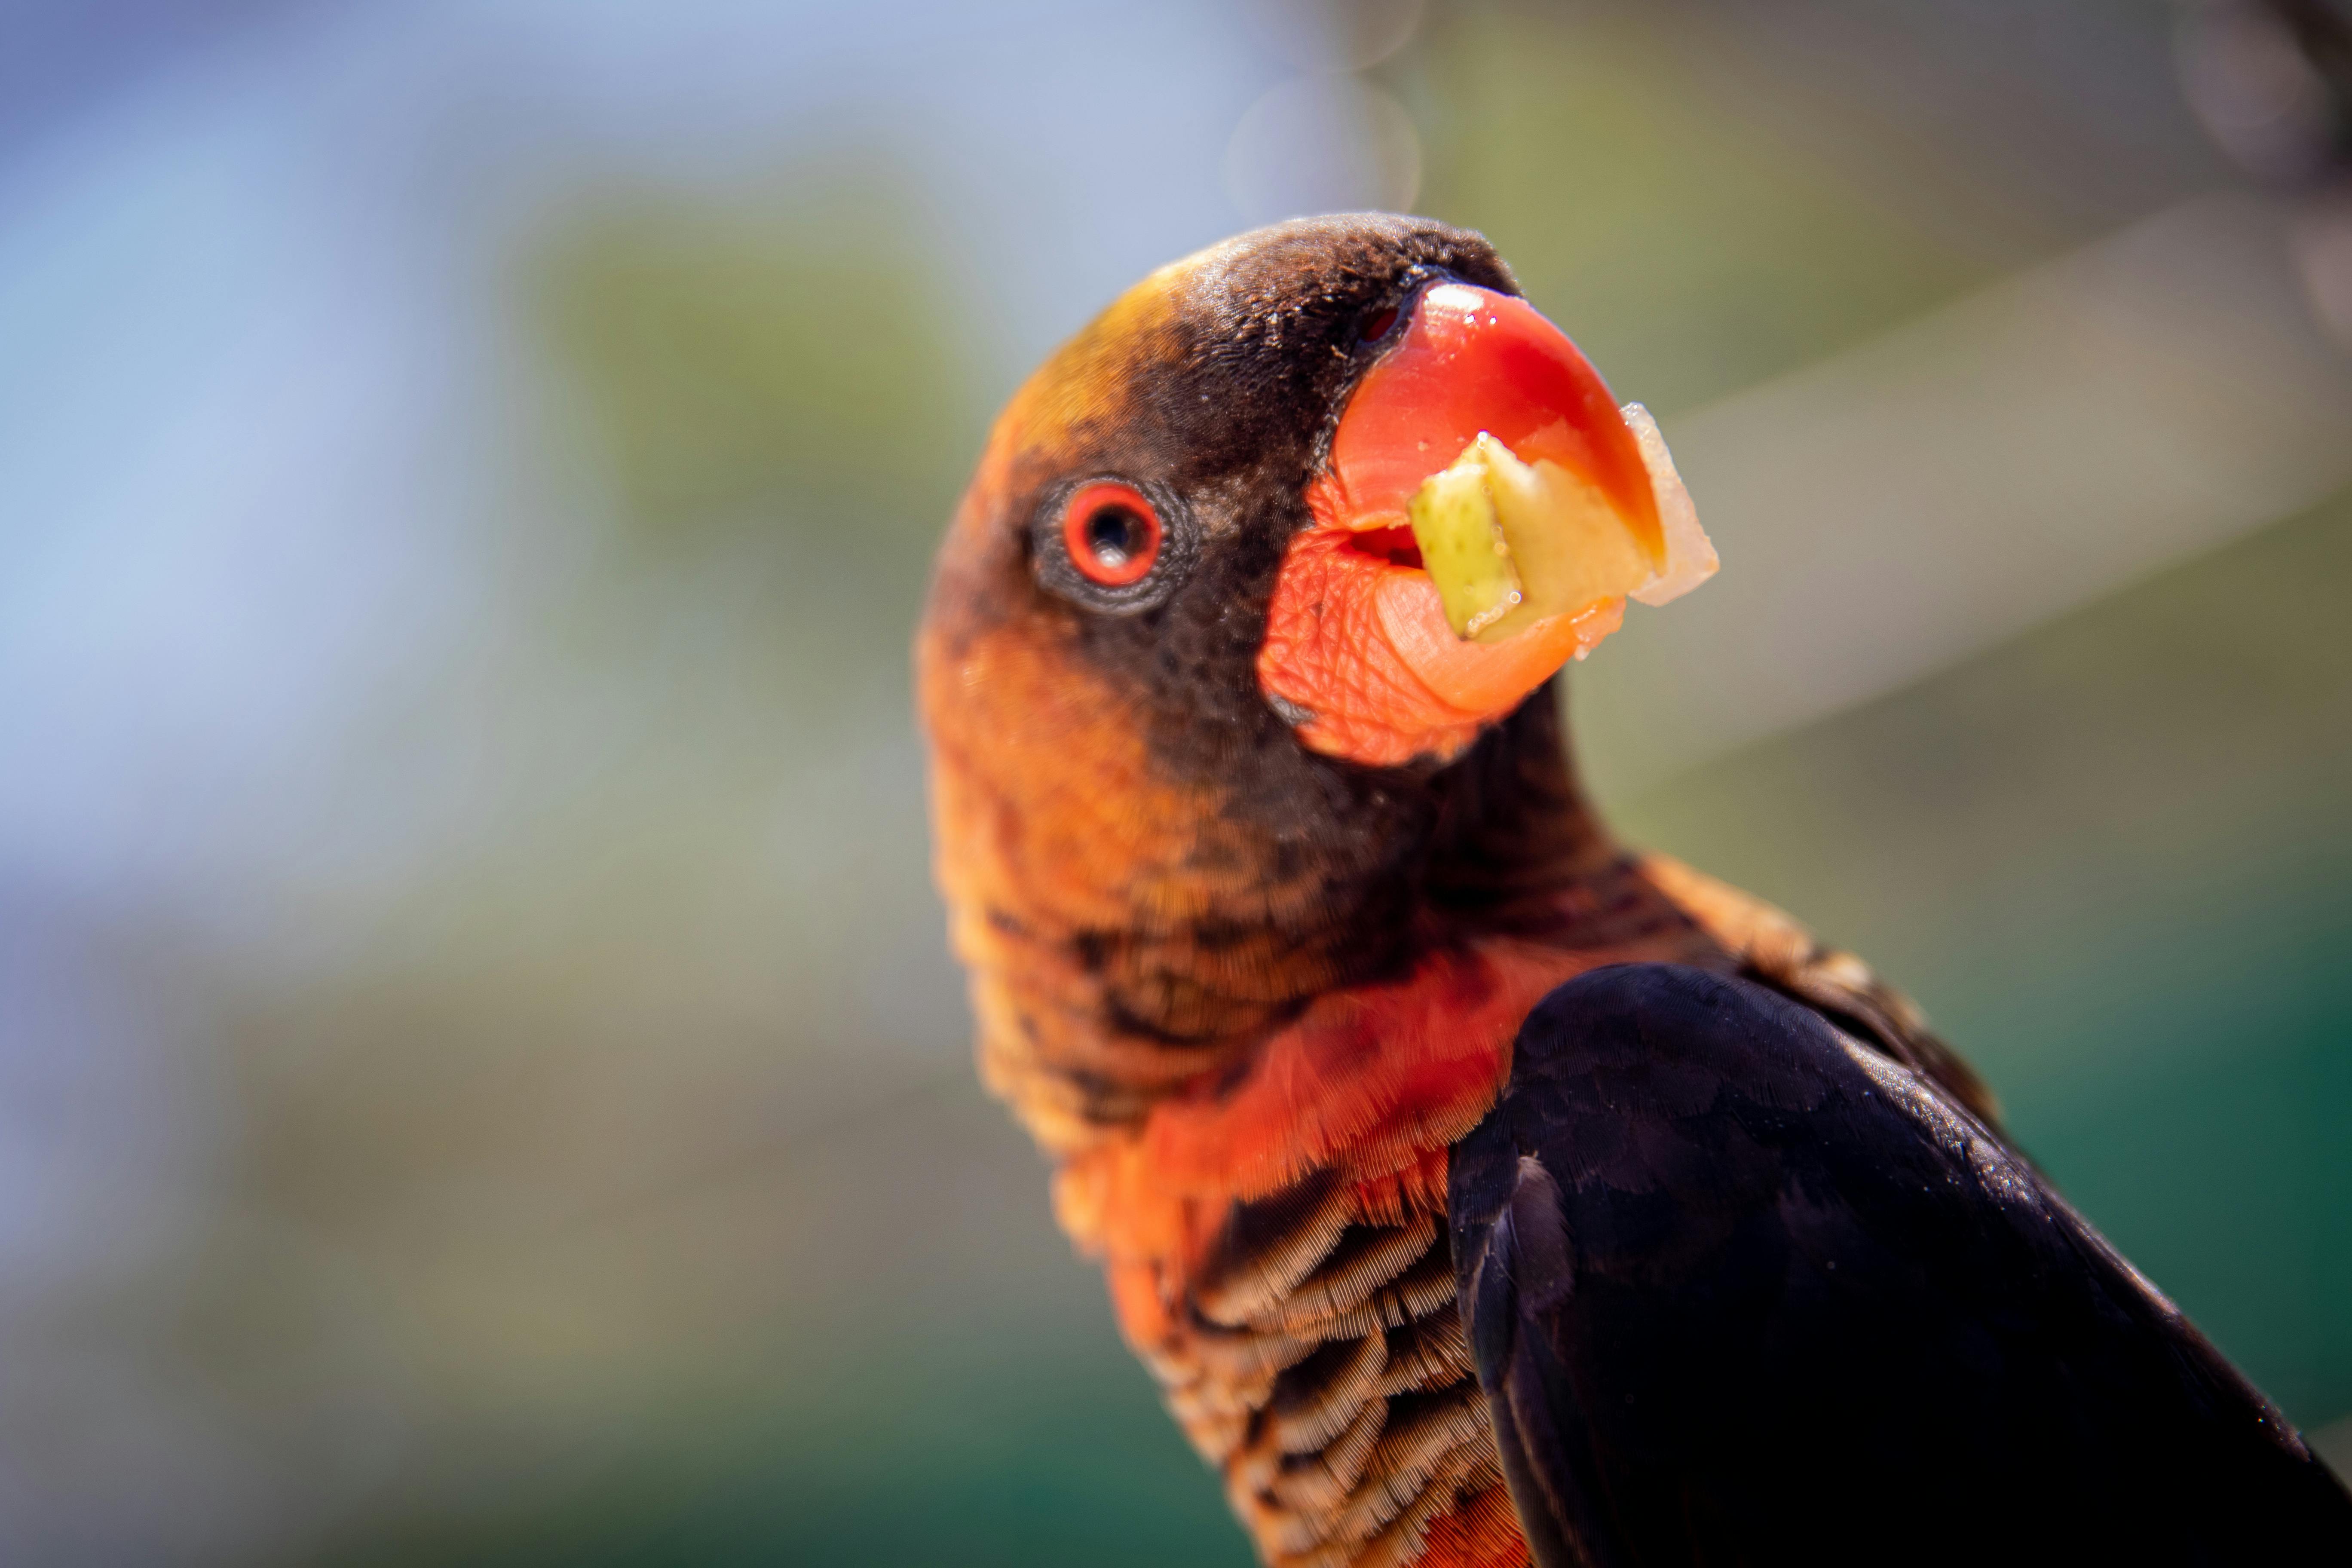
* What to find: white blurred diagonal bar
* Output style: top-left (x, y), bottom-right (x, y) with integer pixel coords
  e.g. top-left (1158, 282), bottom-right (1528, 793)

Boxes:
top-left (1581, 193), bottom-right (2352, 801)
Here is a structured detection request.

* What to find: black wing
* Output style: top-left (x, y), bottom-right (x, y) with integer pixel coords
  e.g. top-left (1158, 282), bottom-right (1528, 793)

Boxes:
top-left (1448, 963), bottom-right (2352, 1566)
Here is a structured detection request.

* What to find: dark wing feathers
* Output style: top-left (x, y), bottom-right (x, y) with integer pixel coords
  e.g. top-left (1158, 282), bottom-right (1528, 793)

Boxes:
top-left (1449, 963), bottom-right (2352, 1566)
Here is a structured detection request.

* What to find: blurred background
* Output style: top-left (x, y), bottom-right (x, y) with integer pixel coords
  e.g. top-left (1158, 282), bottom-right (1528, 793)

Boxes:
top-left (3, 0), bottom-right (2349, 1561)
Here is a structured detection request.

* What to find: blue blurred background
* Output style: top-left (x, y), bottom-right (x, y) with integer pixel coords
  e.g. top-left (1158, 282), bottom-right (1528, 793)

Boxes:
top-left (3, 0), bottom-right (2349, 1561)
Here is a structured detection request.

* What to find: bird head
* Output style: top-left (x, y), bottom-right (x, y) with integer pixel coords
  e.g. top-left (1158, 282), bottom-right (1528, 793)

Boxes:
top-left (917, 215), bottom-right (1713, 1147)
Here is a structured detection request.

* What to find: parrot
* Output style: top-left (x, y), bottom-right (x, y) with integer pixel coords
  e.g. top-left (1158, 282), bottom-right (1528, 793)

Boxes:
top-left (914, 214), bottom-right (2352, 1565)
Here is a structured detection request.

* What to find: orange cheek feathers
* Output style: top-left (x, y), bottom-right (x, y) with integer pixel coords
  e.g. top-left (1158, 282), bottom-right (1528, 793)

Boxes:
top-left (1256, 483), bottom-right (1626, 769)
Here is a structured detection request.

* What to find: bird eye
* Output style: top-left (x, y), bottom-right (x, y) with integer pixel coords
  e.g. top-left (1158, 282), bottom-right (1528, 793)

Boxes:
top-left (1032, 476), bottom-right (1194, 614)
top-left (1060, 482), bottom-right (1162, 588)
top-left (1358, 305), bottom-right (1400, 343)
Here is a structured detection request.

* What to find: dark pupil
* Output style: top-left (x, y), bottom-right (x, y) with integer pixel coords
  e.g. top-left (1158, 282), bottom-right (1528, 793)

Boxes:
top-left (1085, 505), bottom-right (1143, 566)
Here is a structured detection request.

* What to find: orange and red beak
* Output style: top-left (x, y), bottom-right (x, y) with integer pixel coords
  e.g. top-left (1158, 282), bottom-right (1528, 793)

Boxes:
top-left (1258, 283), bottom-right (1714, 767)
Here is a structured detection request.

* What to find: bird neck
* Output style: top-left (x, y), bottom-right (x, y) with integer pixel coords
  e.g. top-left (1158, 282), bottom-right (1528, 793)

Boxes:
top-left (936, 683), bottom-right (1662, 1157)
top-left (1421, 686), bottom-right (1625, 931)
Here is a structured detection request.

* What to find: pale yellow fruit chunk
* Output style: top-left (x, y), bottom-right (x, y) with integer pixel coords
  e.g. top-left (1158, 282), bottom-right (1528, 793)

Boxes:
top-left (1407, 433), bottom-right (1657, 645)
top-left (1619, 402), bottom-right (1719, 607)
top-left (1405, 453), bottom-right (1524, 638)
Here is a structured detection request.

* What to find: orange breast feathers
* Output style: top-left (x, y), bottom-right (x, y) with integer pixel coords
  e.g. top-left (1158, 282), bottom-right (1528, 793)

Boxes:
top-left (1052, 938), bottom-right (1603, 1359)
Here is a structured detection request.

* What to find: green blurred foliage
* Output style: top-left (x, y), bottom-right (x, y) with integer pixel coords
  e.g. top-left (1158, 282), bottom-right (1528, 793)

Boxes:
top-left (533, 169), bottom-right (977, 542)
top-left (521, 167), bottom-right (987, 741)
top-left (336, 1335), bottom-right (1250, 1568)
top-left (1415, 4), bottom-right (1995, 412)
top-left (298, 1081), bottom-right (1250, 1567)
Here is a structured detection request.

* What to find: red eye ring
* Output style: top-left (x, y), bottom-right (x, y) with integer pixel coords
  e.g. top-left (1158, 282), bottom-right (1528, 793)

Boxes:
top-left (1060, 481), bottom-right (1163, 588)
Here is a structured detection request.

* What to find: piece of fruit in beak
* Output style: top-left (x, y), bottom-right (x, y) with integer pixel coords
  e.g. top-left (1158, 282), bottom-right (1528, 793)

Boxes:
top-left (1618, 401), bottom-right (1719, 609)
top-left (1405, 404), bottom-right (1717, 645)
top-left (1258, 283), bottom-right (1719, 767)
top-left (1409, 432), bottom-right (1657, 643)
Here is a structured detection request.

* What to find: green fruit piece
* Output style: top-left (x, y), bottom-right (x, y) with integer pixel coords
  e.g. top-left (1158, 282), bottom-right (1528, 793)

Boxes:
top-left (1406, 443), bottom-right (1524, 638)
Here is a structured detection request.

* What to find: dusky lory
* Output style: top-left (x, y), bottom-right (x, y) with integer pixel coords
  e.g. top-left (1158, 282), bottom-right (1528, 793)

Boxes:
top-left (915, 215), bottom-right (2352, 1566)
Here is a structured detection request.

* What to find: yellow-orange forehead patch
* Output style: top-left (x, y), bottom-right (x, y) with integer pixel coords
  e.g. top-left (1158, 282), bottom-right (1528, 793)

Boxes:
top-left (1005, 260), bottom-right (1188, 447)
